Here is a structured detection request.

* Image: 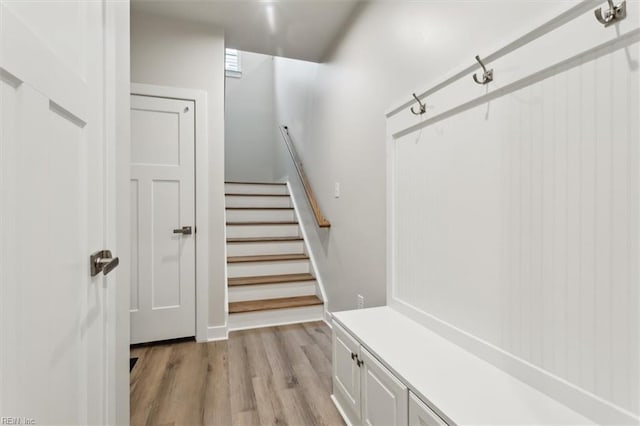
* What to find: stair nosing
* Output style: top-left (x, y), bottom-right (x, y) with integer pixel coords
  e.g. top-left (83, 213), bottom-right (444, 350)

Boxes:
top-left (227, 236), bottom-right (304, 243)
top-left (228, 295), bottom-right (323, 314)
top-left (227, 254), bottom-right (309, 263)
top-left (225, 207), bottom-right (294, 210)
top-left (228, 273), bottom-right (315, 286)
top-left (225, 181), bottom-right (287, 186)
top-left (226, 221), bottom-right (298, 226)
top-left (225, 193), bottom-right (290, 197)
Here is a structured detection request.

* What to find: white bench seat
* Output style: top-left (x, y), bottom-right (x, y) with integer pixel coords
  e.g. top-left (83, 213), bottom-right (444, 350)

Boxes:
top-left (332, 306), bottom-right (594, 425)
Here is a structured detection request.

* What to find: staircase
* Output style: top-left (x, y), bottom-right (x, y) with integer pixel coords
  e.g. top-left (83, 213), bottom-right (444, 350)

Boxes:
top-left (225, 182), bottom-right (324, 330)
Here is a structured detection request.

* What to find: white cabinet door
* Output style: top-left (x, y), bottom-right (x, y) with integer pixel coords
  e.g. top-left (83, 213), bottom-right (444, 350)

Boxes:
top-left (333, 322), bottom-right (362, 422)
top-left (130, 94), bottom-right (196, 344)
top-left (409, 392), bottom-right (448, 426)
top-left (361, 348), bottom-right (408, 426)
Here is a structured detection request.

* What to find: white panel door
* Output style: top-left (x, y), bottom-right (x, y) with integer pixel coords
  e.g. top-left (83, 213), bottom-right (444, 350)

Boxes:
top-left (130, 94), bottom-right (196, 344)
top-left (333, 323), bottom-right (362, 422)
top-left (361, 348), bottom-right (408, 426)
top-left (0, 2), bottom-right (117, 424)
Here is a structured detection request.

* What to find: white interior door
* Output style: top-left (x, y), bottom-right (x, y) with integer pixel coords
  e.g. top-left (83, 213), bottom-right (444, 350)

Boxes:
top-left (0, 2), bottom-right (117, 424)
top-left (130, 94), bottom-right (196, 344)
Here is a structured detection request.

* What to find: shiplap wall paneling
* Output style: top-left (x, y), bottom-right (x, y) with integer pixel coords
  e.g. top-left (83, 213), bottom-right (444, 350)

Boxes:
top-left (392, 37), bottom-right (639, 418)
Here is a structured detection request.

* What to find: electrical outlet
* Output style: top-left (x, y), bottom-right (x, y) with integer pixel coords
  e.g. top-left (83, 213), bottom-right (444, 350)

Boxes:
top-left (334, 182), bottom-right (340, 198)
top-left (357, 294), bottom-right (364, 309)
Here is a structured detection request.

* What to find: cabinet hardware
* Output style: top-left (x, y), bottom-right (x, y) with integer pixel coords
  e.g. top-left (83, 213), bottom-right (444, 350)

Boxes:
top-left (357, 359), bottom-right (364, 367)
top-left (351, 352), bottom-right (357, 360)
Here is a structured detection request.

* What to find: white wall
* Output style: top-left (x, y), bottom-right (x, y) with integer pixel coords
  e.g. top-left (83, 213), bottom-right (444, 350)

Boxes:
top-left (273, 1), bottom-right (639, 423)
top-left (225, 51), bottom-right (278, 182)
top-left (130, 11), bottom-right (227, 328)
top-left (273, 1), bottom-right (571, 313)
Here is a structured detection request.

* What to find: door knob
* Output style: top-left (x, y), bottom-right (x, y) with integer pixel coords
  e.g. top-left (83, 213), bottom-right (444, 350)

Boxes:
top-left (173, 226), bottom-right (192, 235)
top-left (90, 250), bottom-right (120, 277)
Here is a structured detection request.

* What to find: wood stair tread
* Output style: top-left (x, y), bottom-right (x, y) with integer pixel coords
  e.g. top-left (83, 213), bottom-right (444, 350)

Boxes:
top-left (225, 181), bottom-right (287, 186)
top-left (225, 207), bottom-right (294, 210)
top-left (228, 273), bottom-right (315, 286)
top-left (226, 221), bottom-right (298, 226)
top-left (227, 254), bottom-right (308, 263)
top-left (227, 236), bottom-right (304, 243)
top-left (229, 295), bottom-right (323, 314)
top-left (225, 193), bottom-right (290, 197)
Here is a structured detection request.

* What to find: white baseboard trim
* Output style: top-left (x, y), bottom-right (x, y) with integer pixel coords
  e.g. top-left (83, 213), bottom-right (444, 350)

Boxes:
top-left (390, 298), bottom-right (639, 425)
top-left (286, 181), bottom-right (330, 308)
top-left (323, 310), bottom-right (334, 329)
top-left (206, 324), bottom-right (228, 342)
top-left (331, 394), bottom-right (354, 426)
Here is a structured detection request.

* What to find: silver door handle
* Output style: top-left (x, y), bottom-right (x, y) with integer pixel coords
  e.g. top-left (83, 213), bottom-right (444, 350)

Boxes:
top-left (173, 226), bottom-right (192, 235)
top-left (90, 250), bottom-right (120, 277)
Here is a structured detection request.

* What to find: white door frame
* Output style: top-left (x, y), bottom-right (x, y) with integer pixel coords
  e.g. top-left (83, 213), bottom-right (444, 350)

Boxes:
top-left (130, 83), bottom-right (209, 343)
top-left (110, 3), bottom-right (131, 424)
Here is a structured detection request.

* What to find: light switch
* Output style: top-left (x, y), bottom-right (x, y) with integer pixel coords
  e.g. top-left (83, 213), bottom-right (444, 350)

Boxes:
top-left (334, 182), bottom-right (340, 198)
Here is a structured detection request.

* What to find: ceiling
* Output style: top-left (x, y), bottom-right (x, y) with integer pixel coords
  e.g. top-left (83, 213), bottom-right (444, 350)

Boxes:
top-left (130, 0), bottom-right (362, 62)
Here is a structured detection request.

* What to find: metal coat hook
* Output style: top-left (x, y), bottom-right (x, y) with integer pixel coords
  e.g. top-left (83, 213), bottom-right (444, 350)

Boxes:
top-left (410, 93), bottom-right (427, 115)
top-left (472, 55), bottom-right (493, 85)
top-left (594, 0), bottom-right (626, 27)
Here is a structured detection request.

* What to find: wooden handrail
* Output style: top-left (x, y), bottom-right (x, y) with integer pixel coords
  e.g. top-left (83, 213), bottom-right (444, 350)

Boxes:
top-left (278, 125), bottom-right (330, 228)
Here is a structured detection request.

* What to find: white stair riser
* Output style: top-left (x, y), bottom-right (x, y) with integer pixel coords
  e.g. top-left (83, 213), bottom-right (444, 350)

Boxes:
top-left (228, 281), bottom-right (317, 302)
top-left (227, 260), bottom-right (310, 278)
top-left (225, 183), bottom-right (288, 195)
top-left (226, 209), bottom-right (295, 222)
top-left (226, 241), bottom-right (305, 257)
top-left (225, 195), bottom-right (291, 208)
top-left (228, 305), bottom-right (324, 331)
top-left (226, 224), bottom-right (300, 238)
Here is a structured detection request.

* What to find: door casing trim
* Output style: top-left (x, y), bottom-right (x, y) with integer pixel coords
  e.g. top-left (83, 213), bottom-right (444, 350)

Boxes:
top-left (130, 82), bottom-right (210, 343)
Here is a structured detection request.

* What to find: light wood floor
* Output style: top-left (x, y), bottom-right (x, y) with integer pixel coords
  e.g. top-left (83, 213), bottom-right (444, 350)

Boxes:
top-left (130, 321), bottom-right (345, 426)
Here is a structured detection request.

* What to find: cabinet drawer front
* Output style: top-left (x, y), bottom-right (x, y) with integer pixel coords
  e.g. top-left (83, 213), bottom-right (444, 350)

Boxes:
top-left (361, 348), bottom-right (408, 426)
top-left (333, 322), bottom-right (362, 420)
top-left (409, 392), bottom-right (448, 426)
